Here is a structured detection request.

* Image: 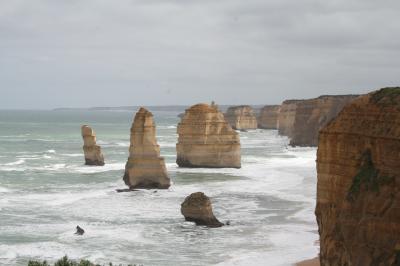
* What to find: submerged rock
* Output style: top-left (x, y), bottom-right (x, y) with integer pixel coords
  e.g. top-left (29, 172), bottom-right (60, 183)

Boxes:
top-left (315, 87), bottom-right (400, 265)
top-left (181, 192), bottom-right (224, 228)
top-left (257, 105), bottom-right (280, 129)
top-left (176, 103), bottom-right (241, 168)
top-left (225, 105), bottom-right (258, 130)
top-left (81, 125), bottom-right (105, 166)
top-left (123, 107), bottom-right (171, 189)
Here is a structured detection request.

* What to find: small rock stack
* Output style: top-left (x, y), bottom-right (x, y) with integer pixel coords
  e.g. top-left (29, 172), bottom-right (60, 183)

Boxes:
top-left (181, 192), bottom-right (224, 228)
top-left (81, 125), bottom-right (105, 166)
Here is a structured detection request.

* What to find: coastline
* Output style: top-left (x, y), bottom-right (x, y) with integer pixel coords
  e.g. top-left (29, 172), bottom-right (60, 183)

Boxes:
top-left (296, 257), bottom-right (320, 266)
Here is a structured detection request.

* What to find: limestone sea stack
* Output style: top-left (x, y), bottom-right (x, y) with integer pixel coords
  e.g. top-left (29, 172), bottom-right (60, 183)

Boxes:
top-left (225, 105), bottom-right (258, 130)
top-left (123, 107), bottom-right (171, 189)
top-left (176, 103), bottom-right (241, 168)
top-left (315, 88), bottom-right (400, 265)
top-left (81, 125), bottom-right (105, 166)
top-left (181, 192), bottom-right (224, 228)
top-left (257, 105), bottom-right (280, 129)
top-left (277, 100), bottom-right (301, 138)
top-left (290, 95), bottom-right (358, 147)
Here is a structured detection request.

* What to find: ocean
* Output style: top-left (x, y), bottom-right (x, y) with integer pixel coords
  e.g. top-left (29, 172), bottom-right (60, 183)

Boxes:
top-left (0, 109), bottom-right (319, 266)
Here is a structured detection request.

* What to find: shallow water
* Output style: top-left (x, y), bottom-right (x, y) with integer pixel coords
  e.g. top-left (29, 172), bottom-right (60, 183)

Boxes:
top-left (0, 110), bottom-right (319, 266)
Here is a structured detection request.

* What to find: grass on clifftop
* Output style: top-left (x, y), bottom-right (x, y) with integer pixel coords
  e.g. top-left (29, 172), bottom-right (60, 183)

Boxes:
top-left (347, 150), bottom-right (394, 202)
top-left (371, 87), bottom-right (400, 106)
top-left (28, 256), bottom-right (140, 266)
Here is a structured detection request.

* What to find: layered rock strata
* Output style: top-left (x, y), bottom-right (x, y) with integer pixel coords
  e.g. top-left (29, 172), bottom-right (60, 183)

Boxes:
top-left (181, 192), bottom-right (224, 228)
top-left (81, 125), bottom-right (105, 166)
top-left (277, 100), bottom-right (301, 137)
top-left (290, 95), bottom-right (358, 147)
top-left (176, 103), bottom-right (241, 168)
top-left (315, 88), bottom-right (400, 266)
top-left (257, 105), bottom-right (280, 129)
top-left (123, 108), bottom-right (171, 189)
top-left (225, 105), bottom-right (258, 130)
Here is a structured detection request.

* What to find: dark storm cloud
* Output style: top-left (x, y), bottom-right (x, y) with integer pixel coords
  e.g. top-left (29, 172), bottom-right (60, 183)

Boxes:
top-left (0, 0), bottom-right (399, 109)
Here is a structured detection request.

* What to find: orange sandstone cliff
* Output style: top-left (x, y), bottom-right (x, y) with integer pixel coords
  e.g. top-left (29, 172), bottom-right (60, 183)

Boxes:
top-left (315, 88), bottom-right (400, 266)
top-left (290, 95), bottom-right (358, 147)
top-left (278, 100), bottom-right (301, 137)
top-left (257, 105), bottom-right (280, 129)
top-left (225, 105), bottom-right (258, 130)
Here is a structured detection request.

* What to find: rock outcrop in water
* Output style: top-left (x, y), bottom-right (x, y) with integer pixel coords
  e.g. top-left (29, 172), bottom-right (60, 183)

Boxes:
top-left (123, 108), bottom-right (171, 189)
top-left (290, 95), bottom-right (358, 147)
top-left (81, 125), bottom-right (105, 166)
top-left (176, 103), bottom-right (241, 168)
top-left (257, 105), bottom-right (280, 129)
top-left (277, 100), bottom-right (301, 137)
top-left (225, 105), bottom-right (258, 130)
top-left (181, 192), bottom-right (224, 228)
top-left (315, 87), bottom-right (400, 266)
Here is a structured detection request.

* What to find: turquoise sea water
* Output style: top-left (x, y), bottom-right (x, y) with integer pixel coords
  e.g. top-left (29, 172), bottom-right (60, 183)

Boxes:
top-left (0, 110), bottom-right (318, 266)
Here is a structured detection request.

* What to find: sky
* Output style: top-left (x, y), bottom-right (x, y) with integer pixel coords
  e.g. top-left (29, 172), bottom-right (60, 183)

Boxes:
top-left (0, 0), bottom-right (399, 109)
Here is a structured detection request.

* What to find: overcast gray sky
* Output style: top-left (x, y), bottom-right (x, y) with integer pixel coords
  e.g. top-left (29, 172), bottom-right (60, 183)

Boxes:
top-left (1, 0), bottom-right (399, 109)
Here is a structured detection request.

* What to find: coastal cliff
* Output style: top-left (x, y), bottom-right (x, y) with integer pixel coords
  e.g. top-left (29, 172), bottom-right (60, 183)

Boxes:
top-left (81, 125), bottom-right (105, 166)
top-left (277, 100), bottom-right (301, 137)
top-left (257, 105), bottom-right (280, 129)
top-left (123, 108), bottom-right (171, 189)
top-left (176, 103), bottom-right (241, 168)
top-left (290, 95), bottom-right (358, 147)
top-left (315, 88), bottom-right (400, 265)
top-left (225, 105), bottom-right (258, 130)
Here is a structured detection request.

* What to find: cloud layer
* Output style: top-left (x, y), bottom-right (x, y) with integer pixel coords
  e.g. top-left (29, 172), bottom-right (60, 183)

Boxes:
top-left (1, 0), bottom-right (399, 108)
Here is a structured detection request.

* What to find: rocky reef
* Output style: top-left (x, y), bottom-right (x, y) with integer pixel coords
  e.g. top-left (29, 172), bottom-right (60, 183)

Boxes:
top-left (225, 105), bottom-right (258, 130)
top-left (257, 105), bottom-right (280, 129)
top-left (123, 107), bottom-right (171, 189)
top-left (181, 192), bottom-right (224, 228)
top-left (315, 87), bottom-right (400, 265)
top-left (176, 103), bottom-right (241, 168)
top-left (81, 125), bottom-right (105, 166)
top-left (290, 95), bottom-right (358, 147)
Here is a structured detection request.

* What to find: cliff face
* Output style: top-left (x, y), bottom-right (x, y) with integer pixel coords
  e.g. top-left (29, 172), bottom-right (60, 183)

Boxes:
top-left (278, 100), bottom-right (301, 137)
top-left (176, 103), bottom-right (241, 168)
top-left (290, 95), bottom-right (358, 147)
top-left (257, 105), bottom-right (280, 129)
top-left (225, 105), bottom-right (258, 130)
top-left (81, 125), bottom-right (105, 166)
top-left (123, 107), bottom-right (171, 189)
top-left (315, 88), bottom-right (400, 266)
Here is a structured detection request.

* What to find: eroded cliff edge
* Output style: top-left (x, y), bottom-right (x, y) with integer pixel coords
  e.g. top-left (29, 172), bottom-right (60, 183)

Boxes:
top-left (257, 105), bottom-right (280, 129)
top-left (225, 105), bottom-right (258, 130)
top-left (290, 95), bottom-right (358, 147)
top-left (315, 88), bottom-right (400, 266)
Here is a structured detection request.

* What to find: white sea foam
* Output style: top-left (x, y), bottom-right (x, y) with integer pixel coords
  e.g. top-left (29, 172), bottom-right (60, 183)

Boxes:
top-left (3, 159), bottom-right (25, 166)
top-left (47, 149), bottom-right (56, 154)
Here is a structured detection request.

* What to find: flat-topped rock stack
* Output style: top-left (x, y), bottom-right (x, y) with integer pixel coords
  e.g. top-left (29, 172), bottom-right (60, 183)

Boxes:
top-left (81, 125), bottom-right (105, 166)
top-left (123, 107), bottom-right (171, 189)
top-left (176, 103), bottom-right (241, 168)
top-left (225, 105), bottom-right (258, 130)
top-left (315, 88), bottom-right (400, 265)
top-left (289, 95), bottom-right (358, 147)
top-left (257, 105), bottom-right (280, 129)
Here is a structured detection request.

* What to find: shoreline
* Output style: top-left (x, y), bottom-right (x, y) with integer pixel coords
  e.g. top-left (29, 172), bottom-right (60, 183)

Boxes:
top-left (296, 257), bottom-right (320, 266)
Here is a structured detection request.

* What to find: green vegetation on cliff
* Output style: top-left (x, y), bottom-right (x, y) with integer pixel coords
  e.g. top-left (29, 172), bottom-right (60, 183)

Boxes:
top-left (347, 150), bottom-right (394, 201)
top-left (371, 87), bottom-right (400, 106)
top-left (28, 256), bottom-right (139, 266)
